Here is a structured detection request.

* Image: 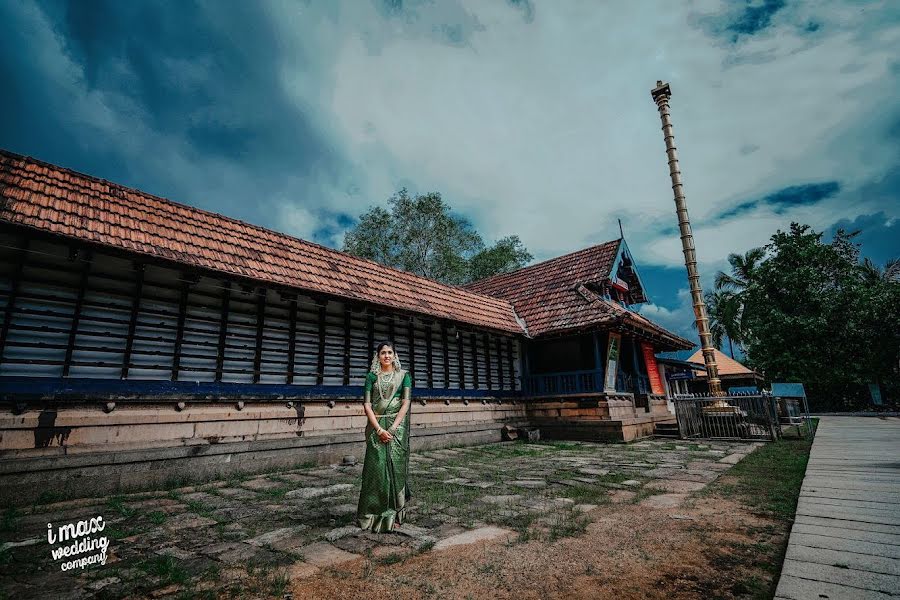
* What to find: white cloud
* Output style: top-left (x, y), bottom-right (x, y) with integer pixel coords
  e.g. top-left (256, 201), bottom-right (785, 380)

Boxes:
top-left (638, 288), bottom-right (697, 340)
top-left (267, 0), bottom-right (899, 269)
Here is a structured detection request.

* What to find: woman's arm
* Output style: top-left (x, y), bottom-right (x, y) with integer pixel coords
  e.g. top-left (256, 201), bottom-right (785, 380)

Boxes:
top-left (362, 375), bottom-right (386, 432)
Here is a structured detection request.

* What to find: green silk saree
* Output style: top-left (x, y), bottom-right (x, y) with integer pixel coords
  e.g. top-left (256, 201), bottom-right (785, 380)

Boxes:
top-left (357, 369), bottom-right (412, 532)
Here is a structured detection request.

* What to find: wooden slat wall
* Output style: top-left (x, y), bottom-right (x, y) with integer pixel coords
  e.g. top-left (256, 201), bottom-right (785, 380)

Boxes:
top-left (0, 231), bottom-right (522, 392)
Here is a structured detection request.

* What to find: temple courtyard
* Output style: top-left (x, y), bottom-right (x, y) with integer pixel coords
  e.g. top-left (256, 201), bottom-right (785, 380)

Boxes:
top-left (3, 436), bottom-right (815, 599)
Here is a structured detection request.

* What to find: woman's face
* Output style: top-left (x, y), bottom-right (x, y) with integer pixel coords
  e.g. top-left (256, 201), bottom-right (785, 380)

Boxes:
top-left (379, 346), bottom-right (394, 368)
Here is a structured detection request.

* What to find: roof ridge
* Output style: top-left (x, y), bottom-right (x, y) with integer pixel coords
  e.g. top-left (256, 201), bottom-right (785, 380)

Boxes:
top-left (0, 148), bottom-right (507, 308)
top-left (463, 238), bottom-right (622, 290)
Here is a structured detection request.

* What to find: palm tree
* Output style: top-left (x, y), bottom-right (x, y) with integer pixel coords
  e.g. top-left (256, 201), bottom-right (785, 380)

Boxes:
top-left (710, 247), bottom-right (765, 354)
top-left (714, 247), bottom-right (766, 293)
top-left (861, 257), bottom-right (900, 285)
top-left (697, 289), bottom-right (741, 358)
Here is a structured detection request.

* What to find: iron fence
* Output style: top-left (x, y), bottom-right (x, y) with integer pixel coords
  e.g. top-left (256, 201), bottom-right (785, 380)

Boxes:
top-left (673, 394), bottom-right (779, 441)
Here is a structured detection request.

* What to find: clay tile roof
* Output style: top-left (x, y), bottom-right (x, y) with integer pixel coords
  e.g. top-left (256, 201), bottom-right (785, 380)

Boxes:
top-left (462, 240), bottom-right (693, 348)
top-left (0, 149), bottom-right (521, 334)
top-left (689, 348), bottom-right (761, 378)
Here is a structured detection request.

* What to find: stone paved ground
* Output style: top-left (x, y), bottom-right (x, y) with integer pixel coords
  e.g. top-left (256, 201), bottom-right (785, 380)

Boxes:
top-left (0, 438), bottom-right (760, 599)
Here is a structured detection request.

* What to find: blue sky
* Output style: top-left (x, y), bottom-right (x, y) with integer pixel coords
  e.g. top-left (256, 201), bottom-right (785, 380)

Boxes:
top-left (2, 0), bottom-right (898, 342)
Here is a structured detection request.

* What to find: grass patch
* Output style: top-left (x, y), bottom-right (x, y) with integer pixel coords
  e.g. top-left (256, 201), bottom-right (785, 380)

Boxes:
top-left (470, 441), bottom-right (551, 459)
top-left (707, 419), bottom-right (818, 521)
top-left (136, 555), bottom-right (189, 586)
top-left (148, 511), bottom-right (167, 525)
top-left (697, 419), bottom-right (818, 600)
top-left (0, 507), bottom-right (21, 533)
top-left (256, 486), bottom-right (290, 500)
top-left (557, 484), bottom-right (612, 503)
top-left (106, 495), bottom-right (138, 519)
top-left (375, 552), bottom-right (406, 566)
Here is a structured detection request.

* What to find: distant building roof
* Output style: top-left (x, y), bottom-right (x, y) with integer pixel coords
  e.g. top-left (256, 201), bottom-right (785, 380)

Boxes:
top-left (687, 348), bottom-right (762, 379)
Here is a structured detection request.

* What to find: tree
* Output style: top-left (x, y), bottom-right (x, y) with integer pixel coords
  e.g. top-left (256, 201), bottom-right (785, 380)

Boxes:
top-left (342, 188), bottom-right (532, 285)
top-left (468, 235), bottom-right (533, 282)
top-left (699, 289), bottom-right (741, 358)
top-left (710, 246), bottom-right (765, 353)
top-left (739, 223), bottom-right (899, 410)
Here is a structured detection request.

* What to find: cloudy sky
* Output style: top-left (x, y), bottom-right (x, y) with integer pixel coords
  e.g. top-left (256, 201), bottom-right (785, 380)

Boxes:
top-left (2, 0), bottom-right (898, 340)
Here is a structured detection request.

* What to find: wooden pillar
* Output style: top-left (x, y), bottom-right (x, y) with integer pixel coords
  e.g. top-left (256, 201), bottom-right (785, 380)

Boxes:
top-left (342, 306), bottom-right (352, 385)
top-left (441, 321), bottom-right (450, 388)
top-left (252, 288), bottom-right (267, 384)
top-left (0, 237), bottom-right (28, 362)
top-left (316, 299), bottom-right (327, 386)
top-left (387, 314), bottom-right (395, 345)
top-left (171, 278), bottom-right (190, 381)
top-left (495, 336), bottom-right (504, 390)
top-left (506, 337), bottom-right (515, 391)
top-left (366, 309), bottom-right (375, 358)
top-left (483, 332), bottom-right (492, 391)
top-left (424, 320), bottom-right (433, 388)
top-left (470, 332), bottom-right (479, 389)
top-left (286, 297), bottom-right (297, 384)
top-left (63, 248), bottom-right (92, 377)
top-left (592, 330), bottom-right (603, 391)
top-left (121, 263), bottom-right (145, 379)
top-left (407, 318), bottom-right (416, 382)
top-left (456, 327), bottom-right (466, 390)
top-left (214, 281), bottom-right (231, 382)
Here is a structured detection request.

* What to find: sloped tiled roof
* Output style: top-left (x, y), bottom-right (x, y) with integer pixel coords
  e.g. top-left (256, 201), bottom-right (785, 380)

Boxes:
top-left (0, 149), bottom-right (522, 333)
top-left (688, 348), bottom-right (762, 378)
top-left (463, 241), bottom-right (693, 348)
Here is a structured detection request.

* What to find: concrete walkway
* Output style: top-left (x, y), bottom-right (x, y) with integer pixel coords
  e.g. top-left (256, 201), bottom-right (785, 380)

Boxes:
top-left (775, 416), bottom-right (900, 599)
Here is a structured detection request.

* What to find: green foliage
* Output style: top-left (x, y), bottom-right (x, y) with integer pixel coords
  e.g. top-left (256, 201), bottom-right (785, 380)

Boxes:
top-left (342, 188), bottom-right (532, 284)
top-left (736, 223), bottom-right (899, 409)
top-left (704, 247), bottom-right (767, 357)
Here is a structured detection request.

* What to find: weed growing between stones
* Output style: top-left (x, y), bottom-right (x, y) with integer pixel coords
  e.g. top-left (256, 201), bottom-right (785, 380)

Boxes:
top-left (106, 495), bottom-right (138, 518)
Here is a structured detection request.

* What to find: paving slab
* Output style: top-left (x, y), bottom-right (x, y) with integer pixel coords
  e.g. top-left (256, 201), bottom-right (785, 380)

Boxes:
top-left (645, 479), bottom-right (706, 493)
top-left (790, 522), bottom-right (900, 546)
top-left (639, 493), bottom-right (686, 509)
top-left (775, 573), bottom-right (895, 599)
top-left (789, 532), bottom-right (900, 560)
top-left (297, 541), bottom-right (361, 567)
top-left (780, 559), bottom-right (900, 596)
top-left (432, 526), bottom-right (516, 551)
top-left (775, 416), bottom-right (900, 599)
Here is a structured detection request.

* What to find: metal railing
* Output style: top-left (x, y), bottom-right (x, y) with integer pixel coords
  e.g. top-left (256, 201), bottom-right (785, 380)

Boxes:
top-left (522, 369), bottom-right (603, 396)
top-left (523, 369), bottom-right (650, 396)
top-left (673, 394), bottom-right (779, 441)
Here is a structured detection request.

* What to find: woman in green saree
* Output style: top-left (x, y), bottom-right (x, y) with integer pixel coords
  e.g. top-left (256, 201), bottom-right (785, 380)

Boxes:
top-left (357, 341), bottom-right (412, 533)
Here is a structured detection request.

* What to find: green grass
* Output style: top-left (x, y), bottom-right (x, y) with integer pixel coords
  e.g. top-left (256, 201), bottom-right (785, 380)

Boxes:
top-left (697, 418), bottom-right (818, 600)
top-left (106, 495), bottom-right (138, 518)
top-left (136, 555), bottom-right (189, 586)
top-left (0, 507), bottom-right (21, 533)
top-left (708, 419), bottom-right (818, 521)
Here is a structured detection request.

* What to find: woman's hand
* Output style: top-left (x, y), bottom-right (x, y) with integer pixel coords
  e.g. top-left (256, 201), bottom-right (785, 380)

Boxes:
top-left (377, 428), bottom-right (394, 444)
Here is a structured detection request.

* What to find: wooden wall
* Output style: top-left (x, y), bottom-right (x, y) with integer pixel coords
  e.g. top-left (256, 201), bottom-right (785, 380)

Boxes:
top-left (0, 227), bottom-right (523, 398)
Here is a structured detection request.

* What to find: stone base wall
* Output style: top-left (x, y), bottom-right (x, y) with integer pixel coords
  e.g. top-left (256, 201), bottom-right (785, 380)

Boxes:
top-left (0, 393), bottom-right (675, 506)
top-left (0, 398), bottom-right (529, 506)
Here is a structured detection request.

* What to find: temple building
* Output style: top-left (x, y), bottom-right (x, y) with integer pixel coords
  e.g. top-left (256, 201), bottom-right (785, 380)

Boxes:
top-left (0, 149), bottom-right (692, 503)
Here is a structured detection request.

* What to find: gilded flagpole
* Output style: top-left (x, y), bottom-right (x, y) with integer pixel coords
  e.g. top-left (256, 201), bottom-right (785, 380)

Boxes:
top-left (650, 80), bottom-right (724, 396)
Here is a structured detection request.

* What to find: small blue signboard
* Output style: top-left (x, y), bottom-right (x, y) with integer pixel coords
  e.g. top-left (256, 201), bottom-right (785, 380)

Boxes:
top-left (771, 382), bottom-right (806, 398)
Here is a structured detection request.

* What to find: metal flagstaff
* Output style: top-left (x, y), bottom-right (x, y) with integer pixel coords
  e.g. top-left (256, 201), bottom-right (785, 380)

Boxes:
top-left (650, 80), bottom-right (724, 397)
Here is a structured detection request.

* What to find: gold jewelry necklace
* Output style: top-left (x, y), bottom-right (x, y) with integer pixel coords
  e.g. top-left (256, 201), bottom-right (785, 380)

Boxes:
top-left (377, 370), bottom-right (398, 401)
